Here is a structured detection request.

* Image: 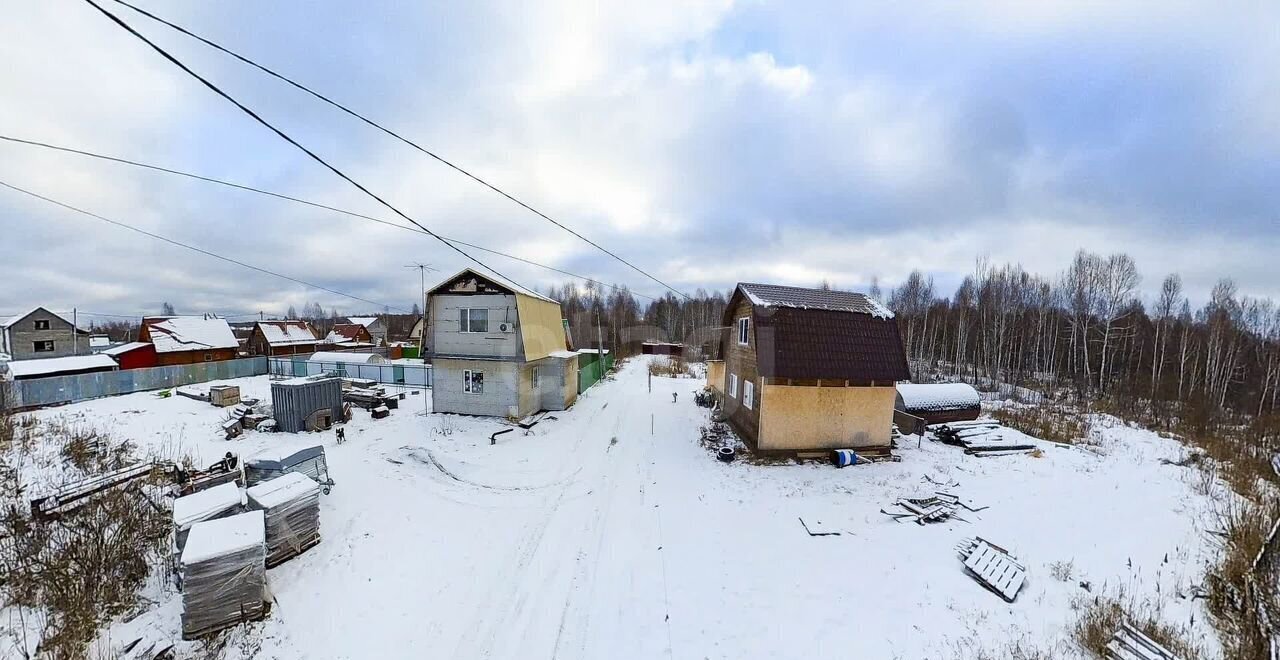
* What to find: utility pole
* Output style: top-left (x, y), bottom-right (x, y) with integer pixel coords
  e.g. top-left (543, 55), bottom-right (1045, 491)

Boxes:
top-left (72, 308), bottom-right (78, 355)
top-left (404, 263), bottom-right (437, 418)
top-left (596, 310), bottom-right (605, 384)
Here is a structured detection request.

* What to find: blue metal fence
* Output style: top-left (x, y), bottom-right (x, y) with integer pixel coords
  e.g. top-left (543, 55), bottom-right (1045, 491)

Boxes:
top-left (267, 357), bottom-right (432, 388)
top-left (9, 357), bottom-right (269, 409)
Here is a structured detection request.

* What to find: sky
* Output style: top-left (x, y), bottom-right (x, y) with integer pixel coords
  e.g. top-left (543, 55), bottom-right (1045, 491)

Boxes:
top-left (1, 0), bottom-right (1277, 323)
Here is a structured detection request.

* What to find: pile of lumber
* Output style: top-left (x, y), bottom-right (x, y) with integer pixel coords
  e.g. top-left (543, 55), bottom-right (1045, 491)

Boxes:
top-left (882, 491), bottom-right (986, 524)
top-left (343, 386), bottom-right (399, 411)
top-left (956, 536), bottom-right (1027, 602)
top-left (930, 420), bottom-right (1037, 456)
top-left (172, 481), bottom-right (243, 551)
top-left (246, 473), bottom-right (321, 567)
top-left (1106, 622), bottom-right (1183, 660)
top-left (221, 401), bottom-right (275, 437)
top-left (180, 511), bottom-right (267, 639)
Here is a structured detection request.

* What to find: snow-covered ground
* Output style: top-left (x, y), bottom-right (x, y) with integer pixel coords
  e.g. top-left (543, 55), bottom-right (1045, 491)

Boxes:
top-left (10, 358), bottom-right (1221, 658)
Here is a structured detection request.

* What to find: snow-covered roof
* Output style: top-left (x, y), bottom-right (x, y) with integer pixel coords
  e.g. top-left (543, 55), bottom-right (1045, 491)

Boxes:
top-left (102, 341), bottom-right (151, 356)
top-left (172, 481), bottom-right (243, 529)
top-left (181, 510), bottom-right (264, 566)
top-left (429, 267), bottom-right (561, 305)
top-left (548, 350), bottom-right (579, 359)
top-left (0, 306), bottom-right (88, 331)
top-left (737, 283), bottom-right (894, 318)
top-left (246, 472), bottom-right (319, 509)
top-left (347, 317), bottom-right (381, 329)
top-left (257, 321), bottom-right (318, 346)
top-left (896, 383), bottom-right (981, 412)
top-left (309, 351), bottom-right (385, 364)
top-left (576, 348), bottom-right (611, 355)
top-left (142, 316), bottom-right (238, 353)
top-left (6, 354), bottom-right (117, 378)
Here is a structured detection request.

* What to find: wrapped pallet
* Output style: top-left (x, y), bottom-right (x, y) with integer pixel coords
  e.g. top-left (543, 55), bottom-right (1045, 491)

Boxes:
top-left (180, 510), bottom-right (267, 639)
top-left (246, 472), bottom-right (321, 567)
top-left (172, 481), bottom-right (243, 552)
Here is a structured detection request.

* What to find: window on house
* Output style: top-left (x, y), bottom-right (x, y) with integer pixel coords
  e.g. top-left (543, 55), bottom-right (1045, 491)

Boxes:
top-left (460, 308), bottom-right (489, 333)
top-left (204, 353), bottom-right (213, 362)
top-left (728, 373), bottom-right (738, 398)
top-left (34, 320), bottom-right (50, 330)
top-left (33, 340), bottom-right (55, 352)
top-left (532, 366), bottom-right (540, 388)
top-left (737, 317), bottom-right (750, 346)
top-left (464, 369), bottom-right (485, 394)
top-left (744, 380), bottom-right (755, 409)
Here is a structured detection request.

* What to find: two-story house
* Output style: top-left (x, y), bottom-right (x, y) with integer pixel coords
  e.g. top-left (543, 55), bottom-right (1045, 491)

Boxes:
top-left (427, 268), bottom-right (577, 418)
top-left (346, 317), bottom-right (387, 346)
top-left (718, 283), bottom-right (910, 452)
top-left (0, 307), bottom-right (91, 360)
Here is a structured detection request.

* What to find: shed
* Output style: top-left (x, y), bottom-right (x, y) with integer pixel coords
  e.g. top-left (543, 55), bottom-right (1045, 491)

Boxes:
top-left (642, 342), bottom-right (683, 356)
top-left (308, 352), bottom-right (385, 365)
top-left (895, 383), bottom-right (982, 425)
top-left (6, 354), bottom-right (118, 380)
top-left (271, 376), bottom-right (344, 433)
top-left (102, 341), bottom-right (158, 370)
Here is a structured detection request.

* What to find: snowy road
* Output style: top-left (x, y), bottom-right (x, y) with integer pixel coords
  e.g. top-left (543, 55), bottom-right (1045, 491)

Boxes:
top-left (18, 358), bottom-right (1225, 659)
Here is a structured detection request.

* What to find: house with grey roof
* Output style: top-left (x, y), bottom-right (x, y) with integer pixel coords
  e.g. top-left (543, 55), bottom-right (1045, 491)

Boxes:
top-left (0, 307), bottom-right (91, 361)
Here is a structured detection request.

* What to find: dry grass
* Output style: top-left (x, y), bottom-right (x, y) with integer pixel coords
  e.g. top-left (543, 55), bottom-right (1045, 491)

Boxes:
top-left (1204, 498), bottom-right (1280, 660)
top-left (1071, 592), bottom-right (1205, 659)
top-left (648, 356), bottom-right (693, 378)
top-left (991, 404), bottom-right (1093, 444)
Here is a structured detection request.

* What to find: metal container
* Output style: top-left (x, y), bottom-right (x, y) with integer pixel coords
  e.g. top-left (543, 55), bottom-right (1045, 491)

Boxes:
top-left (270, 377), bottom-right (343, 433)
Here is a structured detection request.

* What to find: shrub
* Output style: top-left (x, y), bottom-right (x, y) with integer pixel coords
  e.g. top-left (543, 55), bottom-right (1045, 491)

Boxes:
top-left (991, 404), bottom-right (1092, 444)
top-left (1071, 591), bottom-right (1204, 659)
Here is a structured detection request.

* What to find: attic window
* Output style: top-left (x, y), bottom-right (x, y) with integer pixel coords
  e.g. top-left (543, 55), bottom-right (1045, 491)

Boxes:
top-left (460, 308), bottom-right (489, 333)
top-left (34, 319), bottom-right (50, 330)
top-left (737, 317), bottom-right (749, 346)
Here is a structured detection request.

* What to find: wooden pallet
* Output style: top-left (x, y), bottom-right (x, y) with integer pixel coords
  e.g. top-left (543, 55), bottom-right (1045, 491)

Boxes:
top-left (1106, 622), bottom-right (1181, 659)
top-left (958, 537), bottom-right (1026, 602)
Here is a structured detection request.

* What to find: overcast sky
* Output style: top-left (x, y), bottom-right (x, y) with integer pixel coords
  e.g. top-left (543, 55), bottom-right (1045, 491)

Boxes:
top-left (1, 1), bottom-right (1277, 323)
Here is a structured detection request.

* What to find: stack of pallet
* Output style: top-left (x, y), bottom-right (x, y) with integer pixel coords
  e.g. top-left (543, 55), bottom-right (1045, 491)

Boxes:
top-left (931, 420), bottom-right (1037, 456)
top-left (246, 473), bottom-right (321, 567)
top-left (172, 481), bottom-right (243, 551)
top-left (180, 510), bottom-right (267, 639)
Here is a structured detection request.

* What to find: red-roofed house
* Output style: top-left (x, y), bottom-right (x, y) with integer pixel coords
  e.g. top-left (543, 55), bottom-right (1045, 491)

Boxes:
top-left (138, 316), bottom-right (239, 366)
top-left (324, 323), bottom-right (373, 347)
top-left (249, 320), bottom-right (320, 356)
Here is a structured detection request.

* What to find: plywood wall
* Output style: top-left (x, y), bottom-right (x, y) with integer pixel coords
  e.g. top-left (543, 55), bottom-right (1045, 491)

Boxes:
top-left (757, 385), bottom-right (896, 450)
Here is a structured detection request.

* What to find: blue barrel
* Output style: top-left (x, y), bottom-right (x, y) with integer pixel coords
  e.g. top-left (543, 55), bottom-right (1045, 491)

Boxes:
top-left (832, 449), bottom-right (859, 468)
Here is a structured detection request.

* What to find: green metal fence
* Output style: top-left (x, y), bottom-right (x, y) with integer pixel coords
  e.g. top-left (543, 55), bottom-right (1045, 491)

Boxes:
top-left (577, 352), bottom-right (614, 394)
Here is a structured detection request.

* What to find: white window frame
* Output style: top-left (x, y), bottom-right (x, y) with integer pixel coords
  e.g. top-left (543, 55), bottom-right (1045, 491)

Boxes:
top-left (728, 373), bottom-right (738, 398)
top-left (459, 308), bottom-right (489, 333)
top-left (33, 340), bottom-right (55, 353)
top-left (737, 317), bottom-right (750, 346)
top-left (464, 369), bottom-right (485, 395)
top-left (743, 380), bottom-right (755, 410)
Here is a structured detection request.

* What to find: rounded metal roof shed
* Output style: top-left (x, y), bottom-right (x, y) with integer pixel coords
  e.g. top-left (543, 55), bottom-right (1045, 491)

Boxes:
top-left (308, 351), bottom-right (385, 364)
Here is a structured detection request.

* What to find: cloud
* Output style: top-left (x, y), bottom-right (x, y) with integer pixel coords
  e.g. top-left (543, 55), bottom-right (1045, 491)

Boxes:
top-left (0, 0), bottom-right (1276, 320)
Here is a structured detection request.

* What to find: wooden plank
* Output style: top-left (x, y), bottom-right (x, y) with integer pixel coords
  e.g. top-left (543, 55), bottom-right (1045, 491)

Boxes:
top-left (963, 540), bottom-right (1026, 602)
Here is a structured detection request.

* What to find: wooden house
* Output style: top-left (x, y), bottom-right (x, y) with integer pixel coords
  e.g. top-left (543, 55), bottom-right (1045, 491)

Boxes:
top-left (250, 320), bottom-right (321, 356)
top-left (324, 324), bottom-right (373, 348)
top-left (138, 316), bottom-right (239, 366)
top-left (346, 317), bottom-right (387, 346)
top-left (426, 268), bottom-right (577, 418)
top-left (101, 341), bottom-right (157, 370)
top-left (717, 283), bottom-right (910, 452)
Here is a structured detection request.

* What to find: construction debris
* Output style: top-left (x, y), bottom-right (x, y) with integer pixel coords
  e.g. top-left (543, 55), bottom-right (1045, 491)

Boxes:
top-left (245, 445), bottom-right (334, 493)
top-left (799, 516), bottom-right (841, 536)
top-left (956, 537), bottom-right (1027, 602)
top-left (932, 420), bottom-right (1039, 456)
top-left (1106, 621), bottom-right (1183, 660)
top-left (180, 510), bottom-right (268, 639)
top-left (209, 385), bottom-right (241, 407)
top-left (172, 481), bottom-right (243, 552)
top-left (247, 472), bottom-right (321, 567)
top-left (371, 405), bottom-right (390, 419)
top-left (30, 461), bottom-right (161, 519)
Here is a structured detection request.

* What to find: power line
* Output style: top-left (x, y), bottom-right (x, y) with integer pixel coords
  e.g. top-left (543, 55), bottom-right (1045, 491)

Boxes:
top-left (0, 134), bottom-right (659, 301)
top-left (81, 0), bottom-right (536, 301)
top-left (0, 178), bottom-right (410, 313)
top-left (106, 0), bottom-right (691, 301)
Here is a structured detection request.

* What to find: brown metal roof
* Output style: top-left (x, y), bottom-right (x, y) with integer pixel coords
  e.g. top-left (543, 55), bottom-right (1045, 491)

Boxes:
top-left (727, 283), bottom-right (910, 383)
top-left (735, 282), bottom-right (893, 317)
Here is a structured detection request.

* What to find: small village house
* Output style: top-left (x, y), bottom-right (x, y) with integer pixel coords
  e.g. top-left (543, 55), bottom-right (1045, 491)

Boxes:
top-left (717, 283), bottom-right (910, 452)
top-left (101, 341), bottom-right (158, 370)
top-left (324, 323), bottom-right (374, 348)
top-left (409, 316), bottom-right (425, 347)
top-left (346, 316), bottom-right (387, 346)
top-left (250, 320), bottom-right (321, 356)
top-left (138, 316), bottom-right (239, 366)
top-left (427, 268), bottom-right (577, 418)
top-left (0, 307), bottom-right (92, 360)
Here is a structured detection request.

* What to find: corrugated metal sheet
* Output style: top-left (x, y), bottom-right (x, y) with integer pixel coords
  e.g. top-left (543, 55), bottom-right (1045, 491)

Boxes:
top-left (270, 378), bottom-right (343, 433)
top-left (9, 357), bottom-right (268, 409)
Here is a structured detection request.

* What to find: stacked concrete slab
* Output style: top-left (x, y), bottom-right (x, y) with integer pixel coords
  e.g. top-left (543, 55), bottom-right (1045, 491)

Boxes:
top-left (180, 511), bottom-right (267, 639)
top-left (172, 481), bottom-right (243, 552)
top-left (246, 472), bottom-right (321, 567)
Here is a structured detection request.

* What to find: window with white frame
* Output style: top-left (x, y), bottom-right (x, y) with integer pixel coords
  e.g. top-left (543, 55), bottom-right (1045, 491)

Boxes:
top-left (743, 380), bottom-right (754, 409)
top-left (459, 308), bottom-right (489, 333)
top-left (464, 369), bottom-right (485, 394)
top-left (728, 373), bottom-right (738, 398)
top-left (33, 340), bottom-right (55, 352)
top-left (737, 317), bottom-right (750, 346)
